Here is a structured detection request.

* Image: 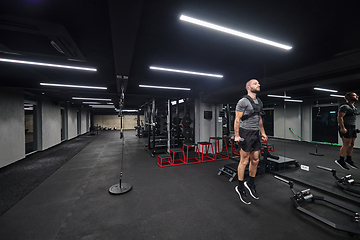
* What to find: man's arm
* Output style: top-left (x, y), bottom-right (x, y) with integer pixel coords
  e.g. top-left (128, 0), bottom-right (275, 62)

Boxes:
top-left (234, 111), bottom-right (244, 142)
top-left (337, 112), bottom-right (347, 133)
top-left (259, 117), bottom-right (268, 141)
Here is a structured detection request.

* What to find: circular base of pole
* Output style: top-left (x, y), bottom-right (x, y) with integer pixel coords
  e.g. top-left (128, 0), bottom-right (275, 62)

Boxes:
top-left (109, 183), bottom-right (132, 195)
top-left (309, 152), bottom-right (324, 156)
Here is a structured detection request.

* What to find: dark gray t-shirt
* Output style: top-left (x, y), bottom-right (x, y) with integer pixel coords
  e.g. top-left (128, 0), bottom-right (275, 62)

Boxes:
top-left (339, 103), bottom-right (357, 126)
top-left (235, 97), bottom-right (261, 130)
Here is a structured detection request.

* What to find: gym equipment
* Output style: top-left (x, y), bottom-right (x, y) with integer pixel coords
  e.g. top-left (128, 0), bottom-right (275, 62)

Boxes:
top-left (218, 141), bottom-right (274, 182)
top-left (196, 142), bottom-right (215, 162)
top-left (309, 144), bottom-right (324, 156)
top-left (274, 175), bottom-right (360, 236)
top-left (109, 86), bottom-right (132, 195)
top-left (183, 143), bottom-right (200, 164)
top-left (209, 137), bottom-right (229, 160)
top-left (169, 148), bottom-right (186, 166)
top-left (317, 165), bottom-right (360, 196)
top-left (157, 154), bottom-right (172, 167)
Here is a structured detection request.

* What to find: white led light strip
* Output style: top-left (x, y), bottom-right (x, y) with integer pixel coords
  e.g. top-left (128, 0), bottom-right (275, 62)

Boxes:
top-left (139, 85), bottom-right (190, 91)
top-left (0, 58), bottom-right (97, 71)
top-left (122, 110), bottom-right (138, 112)
top-left (314, 87), bottom-right (338, 93)
top-left (330, 94), bottom-right (345, 98)
top-left (90, 105), bottom-right (114, 108)
top-left (284, 99), bottom-right (303, 102)
top-left (180, 15), bottom-right (292, 50)
top-left (267, 94), bottom-right (291, 99)
top-left (40, 83), bottom-right (106, 89)
top-left (150, 66), bottom-right (223, 78)
top-left (72, 97), bottom-right (112, 101)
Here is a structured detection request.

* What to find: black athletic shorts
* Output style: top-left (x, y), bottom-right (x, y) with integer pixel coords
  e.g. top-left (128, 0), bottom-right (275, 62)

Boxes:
top-left (239, 128), bottom-right (261, 152)
top-left (338, 125), bottom-right (357, 139)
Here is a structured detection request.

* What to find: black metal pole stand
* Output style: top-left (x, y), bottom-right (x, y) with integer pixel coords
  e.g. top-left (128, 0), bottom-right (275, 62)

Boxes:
top-left (309, 144), bottom-right (324, 156)
top-left (109, 114), bottom-right (132, 195)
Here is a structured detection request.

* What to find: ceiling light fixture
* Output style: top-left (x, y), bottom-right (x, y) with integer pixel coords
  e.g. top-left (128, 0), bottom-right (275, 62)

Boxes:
top-left (180, 15), bottom-right (292, 50)
top-left (284, 99), bottom-right (303, 102)
top-left (314, 87), bottom-right (338, 93)
top-left (83, 102), bottom-right (101, 104)
top-left (72, 97), bottom-right (112, 101)
top-left (330, 94), bottom-right (345, 98)
top-left (149, 66), bottom-right (223, 78)
top-left (267, 94), bottom-right (291, 99)
top-left (90, 105), bottom-right (115, 108)
top-left (122, 110), bottom-right (138, 112)
top-left (40, 83), bottom-right (106, 89)
top-left (0, 58), bottom-right (97, 71)
top-left (139, 85), bottom-right (190, 91)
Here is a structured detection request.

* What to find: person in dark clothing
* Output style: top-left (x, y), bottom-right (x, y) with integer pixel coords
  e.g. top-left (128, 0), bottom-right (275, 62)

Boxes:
top-left (336, 92), bottom-right (359, 170)
top-left (234, 79), bottom-right (267, 205)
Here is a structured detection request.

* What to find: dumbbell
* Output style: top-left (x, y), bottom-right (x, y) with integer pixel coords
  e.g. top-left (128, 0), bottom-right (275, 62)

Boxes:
top-left (230, 136), bottom-right (245, 143)
top-left (356, 129), bottom-right (360, 133)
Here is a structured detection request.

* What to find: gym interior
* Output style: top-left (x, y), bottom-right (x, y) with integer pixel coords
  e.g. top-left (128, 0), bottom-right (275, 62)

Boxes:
top-left (1, 1), bottom-right (360, 239)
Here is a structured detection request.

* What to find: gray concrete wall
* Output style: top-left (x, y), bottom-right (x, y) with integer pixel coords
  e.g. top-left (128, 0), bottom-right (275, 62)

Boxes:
top-left (284, 102), bottom-right (302, 141)
top-left (273, 103), bottom-right (285, 138)
top-left (67, 108), bottom-right (78, 140)
top-left (0, 88), bottom-right (25, 168)
top-left (41, 97), bottom-right (61, 150)
top-left (301, 102), bottom-right (312, 142)
top-left (194, 100), bottom-right (220, 142)
top-left (274, 102), bottom-right (302, 140)
top-left (93, 115), bottom-right (140, 130)
top-left (81, 109), bottom-right (87, 134)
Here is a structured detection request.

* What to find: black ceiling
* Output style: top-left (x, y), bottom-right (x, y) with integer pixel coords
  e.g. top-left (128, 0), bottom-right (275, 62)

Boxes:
top-left (1, 0), bottom-right (360, 113)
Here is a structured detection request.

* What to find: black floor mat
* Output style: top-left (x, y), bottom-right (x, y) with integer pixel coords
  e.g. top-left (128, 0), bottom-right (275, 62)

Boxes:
top-left (0, 133), bottom-right (99, 216)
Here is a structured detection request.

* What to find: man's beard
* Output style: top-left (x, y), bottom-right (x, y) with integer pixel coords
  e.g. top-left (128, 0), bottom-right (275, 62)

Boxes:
top-left (250, 87), bottom-right (259, 93)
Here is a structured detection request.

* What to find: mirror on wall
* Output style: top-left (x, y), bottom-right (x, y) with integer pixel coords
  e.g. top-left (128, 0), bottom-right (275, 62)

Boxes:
top-left (224, 86), bottom-right (360, 204)
top-left (275, 88), bottom-right (360, 204)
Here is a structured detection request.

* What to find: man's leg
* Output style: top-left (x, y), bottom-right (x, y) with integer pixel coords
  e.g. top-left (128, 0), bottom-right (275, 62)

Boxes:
top-left (345, 138), bottom-right (358, 169)
top-left (248, 150), bottom-right (260, 177)
top-left (235, 150), bottom-right (251, 204)
top-left (237, 150), bottom-right (250, 181)
top-left (244, 150), bottom-right (260, 199)
top-left (336, 137), bottom-right (352, 170)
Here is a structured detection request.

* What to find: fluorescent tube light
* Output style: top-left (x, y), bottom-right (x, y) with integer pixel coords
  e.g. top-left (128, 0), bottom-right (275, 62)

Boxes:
top-left (314, 87), bottom-right (337, 93)
top-left (139, 85), bottom-right (190, 91)
top-left (180, 15), bottom-right (292, 50)
top-left (284, 99), bottom-right (303, 102)
top-left (330, 111), bottom-right (336, 114)
top-left (40, 83), bottom-right (106, 89)
top-left (72, 97), bottom-right (112, 101)
top-left (0, 58), bottom-right (97, 71)
top-left (330, 94), bottom-right (345, 98)
top-left (83, 102), bottom-right (101, 104)
top-left (90, 105), bottom-right (115, 108)
top-left (122, 110), bottom-right (138, 112)
top-left (267, 95), bottom-right (291, 99)
top-left (150, 66), bottom-right (223, 78)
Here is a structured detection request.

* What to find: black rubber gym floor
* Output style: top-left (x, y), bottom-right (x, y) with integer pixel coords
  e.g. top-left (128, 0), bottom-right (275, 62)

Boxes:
top-left (0, 133), bottom-right (99, 216)
top-left (0, 131), bottom-right (359, 239)
top-left (267, 138), bottom-right (360, 205)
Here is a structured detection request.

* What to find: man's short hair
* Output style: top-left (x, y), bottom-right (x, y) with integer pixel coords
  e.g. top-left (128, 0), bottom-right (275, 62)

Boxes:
top-left (345, 92), bottom-right (355, 100)
top-left (245, 79), bottom-right (256, 90)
